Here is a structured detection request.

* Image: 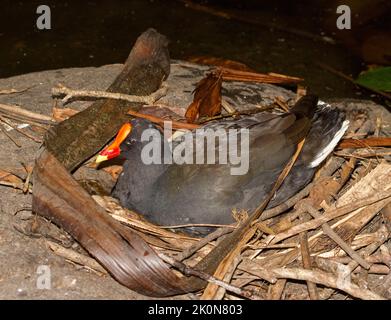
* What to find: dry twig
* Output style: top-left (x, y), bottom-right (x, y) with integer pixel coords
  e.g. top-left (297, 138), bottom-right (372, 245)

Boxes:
top-left (46, 240), bottom-right (107, 275)
top-left (176, 227), bottom-right (233, 261)
top-left (0, 116), bottom-right (42, 143)
top-left (269, 267), bottom-right (384, 300)
top-left (0, 103), bottom-right (53, 125)
top-left (0, 124), bottom-right (21, 147)
top-left (270, 190), bottom-right (391, 244)
top-left (298, 201), bottom-right (371, 270)
top-left (299, 228), bottom-right (319, 299)
top-left (52, 83), bottom-right (168, 105)
top-left (268, 279), bottom-right (287, 300)
top-left (0, 87), bottom-right (32, 95)
top-left (158, 253), bottom-right (262, 300)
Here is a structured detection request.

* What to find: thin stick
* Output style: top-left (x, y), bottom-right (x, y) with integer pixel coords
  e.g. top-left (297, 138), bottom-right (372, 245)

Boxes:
top-left (268, 279), bottom-right (286, 300)
top-left (214, 255), bottom-right (243, 300)
top-left (253, 139), bottom-right (307, 220)
top-left (0, 103), bottom-right (53, 123)
top-left (0, 113), bottom-right (50, 128)
top-left (201, 226), bottom-right (258, 299)
top-left (335, 150), bottom-right (391, 159)
top-left (197, 112), bottom-right (239, 123)
top-left (347, 225), bottom-right (389, 273)
top-left (46, 240), bottom-right (107, 275)
top-left (196, 105), bottom-right (276, 124)
top-left (21, 163), bottom-right (33, 194)
top-left (128, 109), bottom-right (200, 130)
top-left (52, 83), bottom-right (168, 105)
top-left (0, 116), bottom-right (42, 143)
top-left (0, 180), bottom-right (23, 189)
top-left (0, 124), bottom-right (21, 147)
top-left (176, 227), bottom-right (233, 261)
top-left (299, 229), bottom-right (319, 299)
top-left (331, 253), bottom-right (389, 265)
top-left (270, 190), bottom-right (391, 244)
top-left (221, 99), bottom-right (236, 114)
top-left (270, 267), bottom-right (384, 300)
top-left (238, 259), bottom-right (278, 284)
top-left (158, 253), bottom-right (262, 299)
top-left (0, 86), bottom-right (34, 95)
top-left (300, 202), bottom-right (371, 270)
top-left (355, 265), bottom-right (389, 274)
top-left (257, 183), bottom-right (313, 221)
top-left (247, 243), bottom-right (299, 249)
top-left (0, 89), bottom-right (22, 94)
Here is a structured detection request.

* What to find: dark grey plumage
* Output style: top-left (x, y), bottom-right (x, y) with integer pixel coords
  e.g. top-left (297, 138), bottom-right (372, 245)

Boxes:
top-left (112, 95), bottom-right (348, 235)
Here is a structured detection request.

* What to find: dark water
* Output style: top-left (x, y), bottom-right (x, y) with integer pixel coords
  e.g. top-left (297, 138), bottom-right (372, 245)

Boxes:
top-left (0, 0), bottom-right (388, 98)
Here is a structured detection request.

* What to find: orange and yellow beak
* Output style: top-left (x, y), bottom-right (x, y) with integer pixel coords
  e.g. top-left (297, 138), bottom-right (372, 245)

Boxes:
top-left (96, 123), bottom-right (132, 164)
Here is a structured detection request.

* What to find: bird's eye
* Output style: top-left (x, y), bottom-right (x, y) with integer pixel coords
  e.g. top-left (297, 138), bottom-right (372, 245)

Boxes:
top-left (125, 138), bottom-right (136, 146)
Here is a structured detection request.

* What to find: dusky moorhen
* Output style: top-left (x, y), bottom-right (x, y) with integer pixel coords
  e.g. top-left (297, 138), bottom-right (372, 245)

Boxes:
top-left (96, 95), bottom-right (348, 234)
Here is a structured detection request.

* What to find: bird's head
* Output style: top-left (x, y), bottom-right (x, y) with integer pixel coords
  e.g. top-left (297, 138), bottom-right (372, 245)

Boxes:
top-left (96, 118), bottom-right (159, 163)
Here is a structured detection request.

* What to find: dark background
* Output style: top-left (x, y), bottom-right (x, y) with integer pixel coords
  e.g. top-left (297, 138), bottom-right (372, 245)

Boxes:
top-left (1, 0), bottom-right (390, 97)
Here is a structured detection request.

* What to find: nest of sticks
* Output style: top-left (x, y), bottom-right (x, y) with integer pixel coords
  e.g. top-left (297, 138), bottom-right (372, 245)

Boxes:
top-left (47, 101), bottom-right (391, 300)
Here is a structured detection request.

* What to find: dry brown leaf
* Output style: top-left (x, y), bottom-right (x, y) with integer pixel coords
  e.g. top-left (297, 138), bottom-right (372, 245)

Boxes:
top-left (52, 107), bottom-right (79, 122)
top-left (185, 71), bottom-right (223, 123)
top-left (221, 67), bottom-right (303, 84)
top-left (338, 137), bottom-right (391, 149)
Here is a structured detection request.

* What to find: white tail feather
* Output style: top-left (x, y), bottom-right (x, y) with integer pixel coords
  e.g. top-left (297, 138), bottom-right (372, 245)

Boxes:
top-left (309, 100), bottom-right (349, 168)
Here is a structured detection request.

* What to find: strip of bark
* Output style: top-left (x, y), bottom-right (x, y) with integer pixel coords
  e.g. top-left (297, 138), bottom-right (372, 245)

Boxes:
top-left (33, 29), bottom-right (204, 296)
